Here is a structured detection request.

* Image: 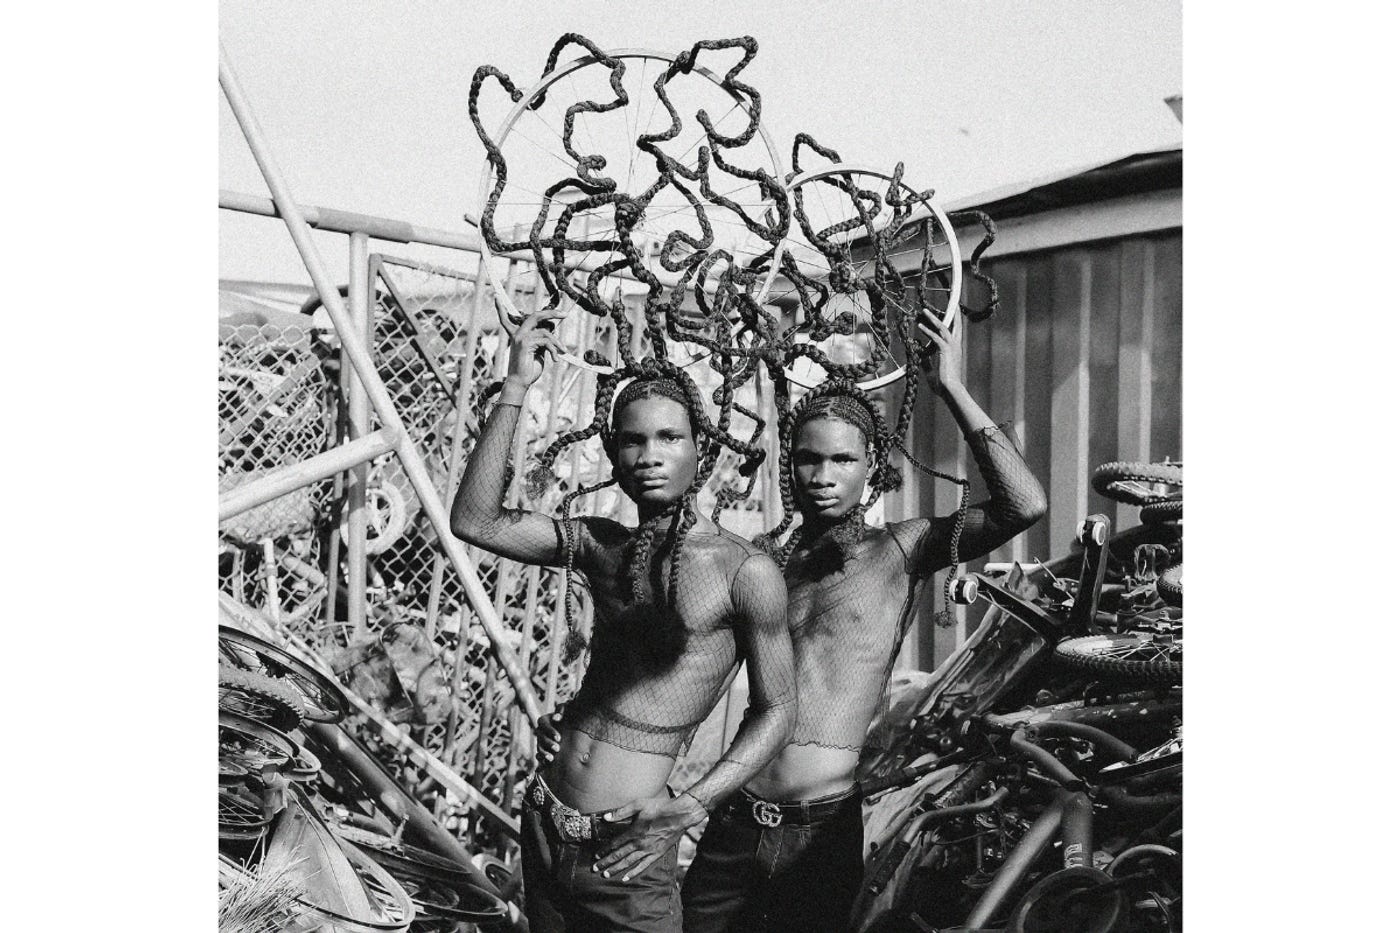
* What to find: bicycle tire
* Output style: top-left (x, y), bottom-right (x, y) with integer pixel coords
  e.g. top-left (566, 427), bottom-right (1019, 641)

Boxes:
top-left (219, 625), bottom-right (349, 723)
top-left (1157, 565), bottom-right (1183, 607)
top-left (219, 711), bottom-right (297, 782)
top-left (1091, 461), bottom-right (1183, 506)
top-left (1140, 499), bottom-right (1183, 524)
top-left (218, 780), bottom-right (273, 840)
top-left (1054, 633), bottom-right (1182, 686)
top-left (218, 665), bottom-right (304, 733)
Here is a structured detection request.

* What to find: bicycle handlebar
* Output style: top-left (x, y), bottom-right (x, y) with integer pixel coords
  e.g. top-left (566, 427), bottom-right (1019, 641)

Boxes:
top-left (866, 785), bottom-right (1011, 895)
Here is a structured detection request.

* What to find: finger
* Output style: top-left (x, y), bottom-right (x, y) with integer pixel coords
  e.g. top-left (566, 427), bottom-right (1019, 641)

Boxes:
top-left (593, 839), bottom-right (637, 872)
top-left (606, 848), bottom-right (651, 881)
top-left (920, 310), bottom-right (952, 337)
top-left (604, 802), bottom-right (642, 822)
top-left (621, 851), bottom-right (662, 882)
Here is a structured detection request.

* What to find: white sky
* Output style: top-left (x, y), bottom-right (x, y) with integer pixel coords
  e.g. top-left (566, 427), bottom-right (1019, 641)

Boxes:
top-left (219, 0), bottom-right (1182, 285)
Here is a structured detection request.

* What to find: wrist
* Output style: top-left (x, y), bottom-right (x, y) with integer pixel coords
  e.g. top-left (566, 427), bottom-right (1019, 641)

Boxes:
top-left (675, 791), bottom-right (711, 823)
top-left (499, 378), bottom-right (530, 406)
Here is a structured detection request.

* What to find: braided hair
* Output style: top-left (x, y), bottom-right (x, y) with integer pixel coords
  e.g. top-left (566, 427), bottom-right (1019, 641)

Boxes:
top-left (526, 361), bottom-right (762, 661)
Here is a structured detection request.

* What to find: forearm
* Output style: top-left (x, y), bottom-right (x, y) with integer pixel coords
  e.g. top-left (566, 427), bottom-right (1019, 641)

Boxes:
top-left (964, 422), bottom-right (1047, 532)
top-left (939, 380), bottom-right (996, 436)
top-left (449, 378), bottom-right (528, 542)
top-left (681, 696), bottom-right (796, 812)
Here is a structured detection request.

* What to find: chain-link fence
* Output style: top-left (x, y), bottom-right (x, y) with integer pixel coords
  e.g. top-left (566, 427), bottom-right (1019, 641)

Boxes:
top-left (218, 252), bottom-right (783, 854)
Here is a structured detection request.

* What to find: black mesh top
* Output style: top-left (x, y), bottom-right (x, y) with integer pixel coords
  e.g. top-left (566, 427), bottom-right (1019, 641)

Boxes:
top-left (783, 424), bottom-right (1046, 751)
top-left (451, 394), bottom-right (796, 811)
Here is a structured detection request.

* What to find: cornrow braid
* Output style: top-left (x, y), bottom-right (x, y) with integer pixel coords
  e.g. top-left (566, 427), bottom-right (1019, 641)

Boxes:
top-left (558, 476), bottom-right (619, 663)
top-left (757, 380), bottom-right (899, 567)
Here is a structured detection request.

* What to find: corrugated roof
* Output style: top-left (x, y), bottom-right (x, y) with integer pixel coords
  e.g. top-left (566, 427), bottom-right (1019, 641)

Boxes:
top-left (945, 143), bottom-right (1182, 220)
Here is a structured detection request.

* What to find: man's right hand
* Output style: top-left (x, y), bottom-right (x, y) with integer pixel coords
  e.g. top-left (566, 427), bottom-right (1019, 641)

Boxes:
top-left (534, 710), bottom-right (563, 767)
top-left (506, 311), bottom-right (566, 389)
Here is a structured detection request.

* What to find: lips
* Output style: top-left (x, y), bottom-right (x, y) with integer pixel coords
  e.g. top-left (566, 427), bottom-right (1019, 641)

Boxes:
top-left (807, 493), bottom-right (841, 507)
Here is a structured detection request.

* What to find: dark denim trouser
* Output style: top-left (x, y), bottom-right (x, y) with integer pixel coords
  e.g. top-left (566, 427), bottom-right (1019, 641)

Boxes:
top-left (521, 801), bottom-right (683, 932)
top-left (680, 790), bottom-right (864, 933)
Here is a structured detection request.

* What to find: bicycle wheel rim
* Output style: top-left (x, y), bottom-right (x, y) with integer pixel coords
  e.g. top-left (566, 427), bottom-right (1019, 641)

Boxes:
top-left (218, 625), bottom-right (348, 723)
top-left (774, 163), bottom-right (961, 390)
top-left (476, 47), bottom-right (787, 376)
top-left (219, 711), bottom-right (297, 781)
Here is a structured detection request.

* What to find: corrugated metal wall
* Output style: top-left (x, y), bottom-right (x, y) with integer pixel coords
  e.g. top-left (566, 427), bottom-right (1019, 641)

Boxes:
top-left (887, 228), bottom-right (1183, 669)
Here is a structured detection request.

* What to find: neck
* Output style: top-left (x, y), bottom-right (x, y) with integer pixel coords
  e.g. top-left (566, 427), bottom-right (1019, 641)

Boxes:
top-left (797, 506), bottom-right (862, 543)
top-left (636, 499), bottom-right (683, 526)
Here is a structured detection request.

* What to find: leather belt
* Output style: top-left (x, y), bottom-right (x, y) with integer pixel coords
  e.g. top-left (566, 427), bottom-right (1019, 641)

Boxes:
top-left (525, 775), bottom-right (618, 843)
top-left (735, 786), bottom-right (858, 828)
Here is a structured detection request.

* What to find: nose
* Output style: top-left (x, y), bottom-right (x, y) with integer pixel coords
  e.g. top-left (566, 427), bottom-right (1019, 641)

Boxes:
top-left (808, 462), bottom-right (835, 488)
top-left (636, 439), bottom-right (664, 467)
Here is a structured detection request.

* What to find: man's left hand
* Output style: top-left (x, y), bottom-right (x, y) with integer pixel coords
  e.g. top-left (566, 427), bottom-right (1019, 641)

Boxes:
top-left (592, 794), bottom-right (708, 881)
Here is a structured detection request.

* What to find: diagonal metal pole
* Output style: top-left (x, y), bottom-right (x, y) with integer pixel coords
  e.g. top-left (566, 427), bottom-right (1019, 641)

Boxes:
top-left (220, 42), bottom-right (542, 722)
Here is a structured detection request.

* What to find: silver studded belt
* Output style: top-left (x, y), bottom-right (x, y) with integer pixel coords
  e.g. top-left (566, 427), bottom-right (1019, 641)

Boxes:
top-left (526, 775), bottom-right (610, 843)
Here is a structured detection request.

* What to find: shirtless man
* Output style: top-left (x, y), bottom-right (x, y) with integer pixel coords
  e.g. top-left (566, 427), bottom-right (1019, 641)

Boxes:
top-left (451, 312), bottom-right (797, 933)
top-left (678, 317), bottom-right (1048, 932)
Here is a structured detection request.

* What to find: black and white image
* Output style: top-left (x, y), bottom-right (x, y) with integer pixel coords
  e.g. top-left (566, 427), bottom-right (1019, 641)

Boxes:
top-left (218, 4), bottom-right (1183, 930)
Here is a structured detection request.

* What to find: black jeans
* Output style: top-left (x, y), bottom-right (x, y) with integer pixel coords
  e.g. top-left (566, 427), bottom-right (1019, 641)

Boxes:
top-left (681, 789), bottom-right (864, 933)
top-left (521, 798), bottom-right (683, 932)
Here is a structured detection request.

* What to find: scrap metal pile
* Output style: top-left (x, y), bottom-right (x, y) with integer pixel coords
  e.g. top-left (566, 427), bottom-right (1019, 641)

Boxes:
top-left (854, 461), bottom-right (1183, 932)
top-left (218, 30), bottom-right (1182, 933)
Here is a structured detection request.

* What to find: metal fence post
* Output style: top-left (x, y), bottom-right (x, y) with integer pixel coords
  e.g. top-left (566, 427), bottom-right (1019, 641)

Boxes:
top-left (347, 231), bottom-right (371, 640)
top-left (221, 43), bottom-right (543, 722)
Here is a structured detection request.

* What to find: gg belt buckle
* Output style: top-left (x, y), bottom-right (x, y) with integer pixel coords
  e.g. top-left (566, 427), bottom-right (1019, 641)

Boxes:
top-left (751, 799), bottom-right (783, 827)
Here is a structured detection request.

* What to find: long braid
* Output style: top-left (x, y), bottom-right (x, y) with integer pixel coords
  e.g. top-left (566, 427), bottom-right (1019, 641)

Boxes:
top-left (559, 476), bottom-right (618, 662)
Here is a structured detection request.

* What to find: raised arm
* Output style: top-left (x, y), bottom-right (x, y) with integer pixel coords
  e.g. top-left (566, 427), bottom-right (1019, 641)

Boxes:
top-left (892, 316), bottom-right (1047, 577)
top-left (449, 312), bottom-right (572, 566)
top-left (592, 552), bottom-right (795, 881)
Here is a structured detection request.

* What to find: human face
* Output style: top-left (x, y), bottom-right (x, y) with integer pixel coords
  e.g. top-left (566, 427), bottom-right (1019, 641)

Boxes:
top-left (792, 417), bottom-right (869, 521)
top-left (611, 396), bottom-right (699, 507)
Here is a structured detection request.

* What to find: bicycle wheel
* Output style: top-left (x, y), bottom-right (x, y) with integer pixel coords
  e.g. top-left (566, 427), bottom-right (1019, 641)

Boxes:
top-left (1008, 867), bottom-right (1125, 933)
top-left (219, 625), bottom-right (349, 724)
top-left (771, 163), bottom-right (962, 390)
top-left (1140, 498), bottom-right (1182, 525)
top-left (219, 665), bottom-right (304, 733)
top-left (1157, 564), bottom-right (1183, 607)
top-left (218, 780), bottom-right (273, 841)
top-left (219, 711), bottom-right (297, 783)
top-left (474, 43), bottom-right (787, 376)
top-left (334, 826), bottom-right (511, 926)
top-left (1054, 633), bottom-right (1182, 686)
top-left (1090, 461), bottom-right (1183, 506)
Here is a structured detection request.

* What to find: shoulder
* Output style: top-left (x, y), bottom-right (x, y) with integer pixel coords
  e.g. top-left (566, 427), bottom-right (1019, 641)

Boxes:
top-left (694, 528), bottom-right (782, 600)
top-left (884, 517), bottom-right (933, 564)
top-left (571, 514), bottom-right (631, 558)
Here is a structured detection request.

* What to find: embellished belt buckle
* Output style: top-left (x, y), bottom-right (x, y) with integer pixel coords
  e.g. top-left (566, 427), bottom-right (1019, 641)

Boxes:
top-left (557, 808), bottom-right (593, 842)
top-left (751, 800), bottom-right (783, 827)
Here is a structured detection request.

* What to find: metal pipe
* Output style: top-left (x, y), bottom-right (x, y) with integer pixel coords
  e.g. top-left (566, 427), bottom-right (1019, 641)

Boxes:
top-left (305, 722), bottom-right (505, 892)
top-left (1026, 720), bottom-right (1138, 764)
top-left (1010, 728), bottom-right (1084, 788)
top-left (346, 231), bottom-right (372, 641)
top-left (220, 188), bottom-right (482, 251)
top-left (1060, 789), bottom-right (1094, 869)
top-left (218, 428), bottom-right (397, 521)
top-left (220, 186), bottom-right (667, 289)
top-left (221, 44), bottom-right (542, 722)
top-left (964, 795), bottom-right (1066, 928)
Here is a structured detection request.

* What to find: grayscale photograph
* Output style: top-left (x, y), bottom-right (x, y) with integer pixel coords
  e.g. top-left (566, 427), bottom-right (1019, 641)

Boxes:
top-left (217, 3), bottom-right (1183, 930)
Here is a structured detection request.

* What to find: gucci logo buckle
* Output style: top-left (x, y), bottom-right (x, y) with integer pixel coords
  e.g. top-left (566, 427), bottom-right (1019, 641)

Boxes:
top-left (751, 800), bottom-right (783, 827)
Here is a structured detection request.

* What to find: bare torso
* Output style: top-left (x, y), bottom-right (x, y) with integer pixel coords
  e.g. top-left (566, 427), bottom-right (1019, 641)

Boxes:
top-left (748, 524), bottom-right (920, 801)
top-left (546, 520), bottom-right (762, 813)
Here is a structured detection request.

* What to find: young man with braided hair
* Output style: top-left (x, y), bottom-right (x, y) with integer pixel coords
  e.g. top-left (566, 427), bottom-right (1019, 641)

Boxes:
top-left (451, 311), bottom-right (797, 933)
top-left (678, 316), bottom-right (1048, 933)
